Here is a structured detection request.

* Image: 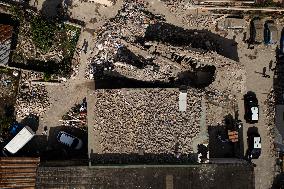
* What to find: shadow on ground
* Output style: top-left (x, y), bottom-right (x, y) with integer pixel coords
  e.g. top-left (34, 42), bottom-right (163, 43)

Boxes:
top-left (17, 135), bottom-right (48, 157)
top-left (272, 173), bottom-right (284, 189)
top-left (93, 65), bottom-right (216, 89)
top-left (208, 114), bottom-right (244, 158)
top-left (41, 0), bottom-right (64, 18)
top-left (20, 114), bottom-right (39, 132)
top-left (90, 152), bottom-right (198, 165)
top-left (138, 22), bottom-right (239, 61)
top-left (45, 126), bottom-right (88, 160)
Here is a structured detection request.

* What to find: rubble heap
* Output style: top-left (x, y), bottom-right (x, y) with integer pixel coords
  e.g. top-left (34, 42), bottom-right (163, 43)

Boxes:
top-left (265, 90), bottom-right (276, 156)
top-left (95, 88), bottom-right (203, 154)
top-left (88, 0), bottom-right (244, 95)
top-left (159, 0), bottom-right (219, 29)
top-left (16, 71), bottom-right (50, 119)
top-left (61, 98), bottom-right (87, 130)
top-left (87, 0), bottom-right (165, 79)
top-left (0, 69), bottom-right (19, 100)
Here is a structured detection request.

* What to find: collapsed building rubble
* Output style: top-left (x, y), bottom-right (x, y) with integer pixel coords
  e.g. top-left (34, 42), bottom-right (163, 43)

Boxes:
top-left (61, 98), bottom-right (87, 130)
top-left (94, 88), bottom-right (203, 154)
top-left (87, 0), bottom-right (243, 90)
top-left (93, 87), bottom-right (237, 155)
top-left (16, 71), bottom-right (50, 119)
top-left (88, 0), bottom-right (245, 156)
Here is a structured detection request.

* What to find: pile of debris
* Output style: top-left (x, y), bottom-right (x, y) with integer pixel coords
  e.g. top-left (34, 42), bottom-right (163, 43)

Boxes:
top-left (88, 0), bottom-right (164, 79)
top-left (94, 88), bottom-right (204, 154)
top-left (61, 98), bottom-right (87, 130)
top-left (0, 69), bottom-right (19, 100)
top-left (15, 71), bottom-right (50, 119)
top-left (87, 0), bottom-right (244, 94)
top-left (264, 89), bottom-right (277, 156)
top-left (158, 0), bottom-right (219, 29)
top-left (206, 89), bottom-right (237, 126)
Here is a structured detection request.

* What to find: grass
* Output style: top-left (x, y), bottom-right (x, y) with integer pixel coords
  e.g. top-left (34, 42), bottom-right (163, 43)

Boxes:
top-left (11, 11), bottom-right (82, 77)
top-left (30, 16), bottom-right (58, 52)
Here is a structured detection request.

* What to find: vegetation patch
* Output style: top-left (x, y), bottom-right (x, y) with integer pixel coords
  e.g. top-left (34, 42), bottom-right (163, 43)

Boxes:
top-left (9, 7), bottom-right (81, 77)
top-left (30, 16), bottom-right (57, 52)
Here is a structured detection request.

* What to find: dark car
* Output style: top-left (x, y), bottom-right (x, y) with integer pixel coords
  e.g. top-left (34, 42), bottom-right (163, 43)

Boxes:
top-left (244, 91), bottom-right (259, 123)
top-left (280, 29), bottom-right (284, 55)
top-left (264, 20), bottom-right (278, 45)
top-left (249, 17), bottom-right (264, 44)
top-left (247, 131), bottom-right (261, 159)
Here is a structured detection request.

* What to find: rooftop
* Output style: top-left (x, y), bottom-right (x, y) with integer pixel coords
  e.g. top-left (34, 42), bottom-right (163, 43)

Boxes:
top-left (0, 24), bottom-right (13, 65)
top-left (36, 164), bottom-right (254, 189)
top-left (0, 157), bottom-right (40, 189)
top-left (91, 88), bottom-right (204, 155)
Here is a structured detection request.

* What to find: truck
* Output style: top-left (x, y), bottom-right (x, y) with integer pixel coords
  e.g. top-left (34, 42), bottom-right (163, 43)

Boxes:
top-left (3, 126), bottom-right (35, 155)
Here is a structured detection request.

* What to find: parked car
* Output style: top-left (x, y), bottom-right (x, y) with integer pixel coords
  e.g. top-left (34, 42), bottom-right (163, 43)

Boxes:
top-left (264, 20), bottom-right (278, 45)
top-left (247, 130), bottom-right (261, 159)
top-left (244, 91), bottom-right (259, 123)
top-left (57, 131), bottom-right (83, 150)
top-left (280, 29), bottom-right (284, 55)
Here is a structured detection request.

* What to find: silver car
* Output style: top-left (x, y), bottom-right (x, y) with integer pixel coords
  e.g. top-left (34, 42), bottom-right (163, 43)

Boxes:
top-left (57, 131), bottom-right (83, 150)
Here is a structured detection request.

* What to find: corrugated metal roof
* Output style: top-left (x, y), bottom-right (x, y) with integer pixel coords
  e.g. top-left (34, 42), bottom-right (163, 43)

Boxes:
top-left (0, 24), bottom-right (13, 43)
top-left (0, 157), bottom-right (40, 189)
top-left (0, 24), bottom-right (13, 65)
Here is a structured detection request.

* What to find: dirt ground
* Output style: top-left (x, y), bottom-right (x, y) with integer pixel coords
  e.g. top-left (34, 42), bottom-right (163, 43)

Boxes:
top-left (38, 30), bottom-right (94, 134)
top-left (234, 24), bottom-right (278, 189)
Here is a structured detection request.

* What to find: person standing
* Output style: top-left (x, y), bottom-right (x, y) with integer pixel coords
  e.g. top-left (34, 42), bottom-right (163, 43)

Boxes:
top-left (262, 67), bottom-right (267, 77)
top-left (269, 60), bottom-right (273, 71)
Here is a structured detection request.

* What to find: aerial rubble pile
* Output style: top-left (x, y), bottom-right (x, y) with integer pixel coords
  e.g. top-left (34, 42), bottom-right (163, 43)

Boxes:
top-left (157, 43), bottom-right (245, 94)
top-left (264, 90), bottom-right (277, 156)
top-left (94, 88), bottom-right (205, 154)
top-left (87, 0), bottom-right (244, 93)
top-left (87, 0), bottom-right (166, 80)
top-left (205, 88), bottom-right (237, 125)
top-left (61, 98), bottom-right (87, 130)
top-left (16, 71), bottom-right (50, 119)
top-left (182, 14), bottom-right (218, 29)
top-left (0, 70), bottom-right (19, 99)
top-left (159, 0), bottom-right (218, 29)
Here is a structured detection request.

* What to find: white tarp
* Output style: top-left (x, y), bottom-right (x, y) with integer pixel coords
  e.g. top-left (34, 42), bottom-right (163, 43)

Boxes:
top-left (179, 92), bottom-right (187, 112)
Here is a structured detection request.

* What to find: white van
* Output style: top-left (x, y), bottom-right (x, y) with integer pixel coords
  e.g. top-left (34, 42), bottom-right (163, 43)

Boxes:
top-left (3, 126), bottom-right (35, 155)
